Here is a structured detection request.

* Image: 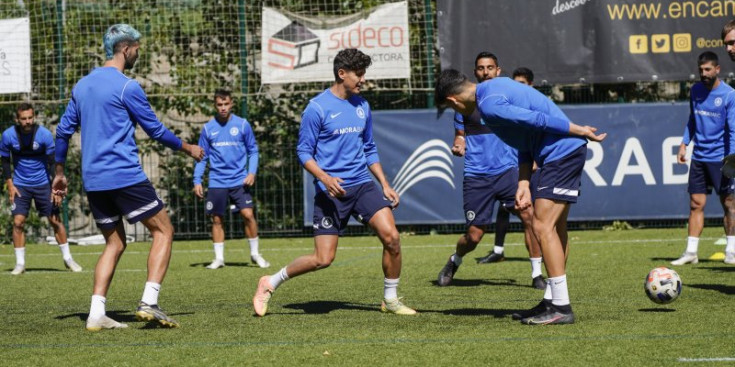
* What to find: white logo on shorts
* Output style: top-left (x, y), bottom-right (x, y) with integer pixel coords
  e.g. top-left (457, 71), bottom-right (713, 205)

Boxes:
top-left (321, 217), bottom-right (334, 229)
top-left (10, 202), bottom-right (15, 211)
top-left (356, 106), bottom-right (365, 119)
top-left (466, 210), bottom-right (475, 221)
top-left (715, 97), bottom-right (723, 107)
top-left (32, 142), bottom-right (39, 151)
top-left (230, 127), bottom-right (239, 136)
top-left (206, 201), bottom-right (213, 210)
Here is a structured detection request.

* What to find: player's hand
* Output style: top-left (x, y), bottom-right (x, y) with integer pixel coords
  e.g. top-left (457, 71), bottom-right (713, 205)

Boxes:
top-left (51, 174), bottom-right (68, 200)
top-left (677, 144), bottom-right (687, 164)
top-left (382, 185), bottom-right (400, 209)
top-left (581, 125), bottom-right (607, 142)
top-left (451, 137), bottom-right (465, 157)
top-left (320, 175), bottom-right (346, 198)
top-left (182, 142), bottom-right (205, 162)
top-left (515, 186), bottom-right (532, 211)
top-left (193, 184), bottom-right (204, 199)
top-left (243, 173), bottom-right (256, 187)
top-left (7, 184), bottom-right (19, 205)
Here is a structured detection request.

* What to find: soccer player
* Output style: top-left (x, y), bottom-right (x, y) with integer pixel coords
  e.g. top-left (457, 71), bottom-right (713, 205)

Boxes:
top-left (437, 52), bottom-right (546, 290)
top-left (53, 24), bottom-right (204, 331)
top-left (671, 51), bottom-right (735, 266)
top-left (1, 103), bottom-right (81, 275)
top-left (512, 67), bottom-right (534, 86)
top-left (434, 69), bottom-right (606, 325)
top-left (722, 20), bottom-right (735, 62)
top-left (252, 48), bottom-right (416, 316)
top-left (193, 89), bottom-right (269, 269)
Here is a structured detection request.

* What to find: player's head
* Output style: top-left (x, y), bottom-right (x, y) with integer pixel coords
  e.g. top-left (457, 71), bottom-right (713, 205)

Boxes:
top-left (512, 67), bottom-right (534, 86)
top-left (214, 89), bottom-right (233, 122)
top-left (722, 20), bottom-right (735, 61)
top-left (474, 52), bottom-right (500, 82)
top-left (15, 102), bottom-right (35, 133)
top-left (435, 68), bottom-right (474, 117)
top-left (104, 24), bottom-right (141, 69)
top-left (333, 48), bottom-right (372, 96)
top-left (698, 51), bottom-right (720, 88)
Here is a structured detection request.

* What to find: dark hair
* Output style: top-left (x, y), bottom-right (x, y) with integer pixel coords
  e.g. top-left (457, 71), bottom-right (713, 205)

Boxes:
top-left (434, 69), bottom-right (470, 115)
top-left (333, 48), bottom-right (372, 81)
top-left (698, 51), bottom-right (719, 66)
top-left (512, 67), bottom-right (534, 83)
top-left (723, 19), bottom-right (735, 41)
top-left (16, 102), bottom-right (33, 117)
top-left (214, 89), bottom-right (232, 101)
top-left (475, 52), bottom-right (498, 66)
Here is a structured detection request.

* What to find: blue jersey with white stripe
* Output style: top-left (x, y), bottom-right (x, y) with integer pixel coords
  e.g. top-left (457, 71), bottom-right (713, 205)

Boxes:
top-left (193, 114), bottom-right (259, 188)
top-left (297, 89), bottom-right (378, 191)
top-left (682, 80), bottom-right (735, 162)
top-left (454, 110), bottom-right (517, 176)
top-left (475, 77), bottom-right (586, 166)
top-left (0, 125), bottom-right (54, 186)
top-left (56, 67), bottom-right (182, 191)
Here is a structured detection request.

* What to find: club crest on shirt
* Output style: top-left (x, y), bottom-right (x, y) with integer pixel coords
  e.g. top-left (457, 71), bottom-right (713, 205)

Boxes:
top-left (230, 127), bottom-right (239, 136)
top-left (715, 97), bottom-right (723, 107)
top-left (356, 106), bottom-right (365, 119)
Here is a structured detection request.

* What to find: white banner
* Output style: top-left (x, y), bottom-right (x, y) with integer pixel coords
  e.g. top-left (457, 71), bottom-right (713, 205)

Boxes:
top-left (261, 2), bottom-right (410, 84)
top-left (0, 17), bottom-right (31, 94)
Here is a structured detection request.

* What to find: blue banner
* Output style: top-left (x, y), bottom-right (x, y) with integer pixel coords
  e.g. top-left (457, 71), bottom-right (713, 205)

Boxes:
top-left (303, 103), bottom-right (721, 226)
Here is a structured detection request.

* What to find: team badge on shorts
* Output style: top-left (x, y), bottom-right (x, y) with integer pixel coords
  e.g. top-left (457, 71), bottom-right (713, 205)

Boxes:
top-left (466, 210), bottom-right (475, 221)
top-left (32, 142), bottom-right (39, 151)
top-left (206, 201), bottom-right (213, 210)
top-left (230, 127), bottom-right (239, 136)
top-left (10, 202), bottom-right (15, 211)
top-left (321, 217), bottom-right (334, 229)
top-left (356, 106), bottom-right (365, 119)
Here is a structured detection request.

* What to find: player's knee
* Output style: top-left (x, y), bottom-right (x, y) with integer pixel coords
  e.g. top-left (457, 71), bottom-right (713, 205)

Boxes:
top-left (381, 230), bottom-right (401, 252)
top-left (12, 218), bottom-right (25, 231)
top-left (532, 220), bottom-right (554, 237)
top-left (314, 255), bottom-right (335, 269)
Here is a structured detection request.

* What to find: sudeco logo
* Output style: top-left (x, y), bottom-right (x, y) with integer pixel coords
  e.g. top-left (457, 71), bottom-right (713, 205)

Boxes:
top-left (392, 139), bottom-right (455, 197)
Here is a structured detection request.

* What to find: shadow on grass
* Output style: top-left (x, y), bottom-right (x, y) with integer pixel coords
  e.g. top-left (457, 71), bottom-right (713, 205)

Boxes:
top-left (703, 266), bottom-right (735, 273)
top-left (472, 256), bottom-right (528, 263)
top-left (423, 307), bottom-right (517, 318)
top-left (189, 262), bottom-right (255, 268)
top-left (55, 310), bottom-right (138, 323)
top-left (279, 300), bottom-right (377, 315)
top-left (429, 278), bottom-right (520, 288)
top-left (649, 257), bottom-right (718, 263)
top-left (688, 283), bottom-right (735, 295)
top-left (638, 308), bottom-right (677, 312)
top-left (6, 267), bottom-right (64, 273)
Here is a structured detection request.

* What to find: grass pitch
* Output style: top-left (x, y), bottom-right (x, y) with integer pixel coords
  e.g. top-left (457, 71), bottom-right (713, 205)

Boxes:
top-left (1, 227), bottom-right (734, 366)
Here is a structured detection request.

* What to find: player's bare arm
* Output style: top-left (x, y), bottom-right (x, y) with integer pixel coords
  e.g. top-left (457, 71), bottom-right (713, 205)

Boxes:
top-left (368, 162), bottom-right (399, 208)
top-left (243, 173), bottom-right (256, 187)
top-left (568, 123), bottom-right (607, 142)
top-left (452, 129), bottom-right (466, 157)
top-left (304, 159), bottom-right (345, 197)
top-left (181, 142), bottom-right (204, 161)
top-left (677, 143), bottom-right (688, 164)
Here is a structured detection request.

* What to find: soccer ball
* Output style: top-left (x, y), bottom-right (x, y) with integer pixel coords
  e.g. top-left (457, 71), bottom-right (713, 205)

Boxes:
top-left (644, 267), bottom-right (682, 304)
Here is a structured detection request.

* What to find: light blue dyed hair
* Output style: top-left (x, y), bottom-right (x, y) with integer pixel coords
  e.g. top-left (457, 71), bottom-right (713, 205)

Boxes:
top-left (103, 24), bottom-right (141, 60)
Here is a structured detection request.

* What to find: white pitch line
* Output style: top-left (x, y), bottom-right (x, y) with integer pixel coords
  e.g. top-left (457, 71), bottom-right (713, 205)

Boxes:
top-left (678, 357), bottom-right (735, 362)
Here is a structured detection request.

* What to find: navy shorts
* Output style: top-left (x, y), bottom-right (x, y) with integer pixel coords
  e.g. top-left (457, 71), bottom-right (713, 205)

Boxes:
top-left (688, 159), bottom-right (735, 195)
top-left (463, 168), bottom-right (517, 226)
top-left (206, 185), bottom-right (254, 216)
top-left (86, 180), bottom-right (164, 229)
top-left (312, 182), bottom-right (392, 235)
top-left (11, 184), bottom-right (58, 217)
top-left (535, 145), bottom-right (587, 203)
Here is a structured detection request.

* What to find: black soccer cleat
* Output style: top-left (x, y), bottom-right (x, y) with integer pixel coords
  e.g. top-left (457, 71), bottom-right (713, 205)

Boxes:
top-left (476, 252), bottom-right (505, 264)
top-left (521, 303), bottom-right (575, 325)
top-left (437, 257), bottom-right (459, 286)
top-left (512, 299), bottom-right (551, 320)
top-left (532, 275), bottom-right (547, 290)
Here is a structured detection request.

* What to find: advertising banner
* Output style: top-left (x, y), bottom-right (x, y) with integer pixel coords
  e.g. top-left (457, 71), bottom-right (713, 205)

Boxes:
top-left (0, 17), bottom-right (31, 94)
top-left (261, 2), bottom-right (410, 84)
top-left (437, 0), bottom-right (734, 83)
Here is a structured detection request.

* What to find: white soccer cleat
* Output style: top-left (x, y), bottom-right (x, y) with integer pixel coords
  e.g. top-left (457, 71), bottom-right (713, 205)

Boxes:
top-left (10, 264), bottom-right (25, 275)
top-left (86, 315), bottom-right (128, 331)
top-left (671, 252), bottom-right (698, 265)
top-left (381, 297), bottom-right (417, 315)
top-left (206, 259), bottom-right (225, 269)
top-left (251, 254), bottom-right (270, 268)
top-left (253, 275), bottom-right (274, 316)
top-left (64, 259), bottom-right (83, 272)
top-left (725, 252), bottom-right (735, 265)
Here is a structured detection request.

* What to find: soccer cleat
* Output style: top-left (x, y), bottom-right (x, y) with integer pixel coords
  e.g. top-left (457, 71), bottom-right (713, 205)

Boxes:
top-left (381, 297), bottom-right (417, 315)
top-left (437, 257), bottom-right (459, 286)
top-left (86, 315), bottom-right (128, 331)
top-left (64, 259), bottom-right (83, 272)
top-left (253, 275), bottom-right (274, 316)
top-left (206, 259), bottom-right (225, 269)
top-left (476, 251), bottom-right (505, 264)
top-left (251, 254), bottom-right (271, 268)
top-left (135, 302), bottom-right (180, 328)
top-left (725, 252), bottom-right (735, 265)
top-left (512, 299), bottom-right (551, 320)
top-left (671, 252), bottom-right (698, 265)
top-left (532, 275), bottom-right (547, 290)
top-left (10, 264), bottom-right (25, 275)
top-left (521, 303), bottom-right (575, 325)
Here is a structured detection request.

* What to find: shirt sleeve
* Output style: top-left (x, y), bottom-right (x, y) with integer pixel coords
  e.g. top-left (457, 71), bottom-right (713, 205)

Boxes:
top-left (43, 129), bottom-right (54, 156)
top-left (0, 131), bottom-right (11, 158)
top-left (55, 93), bottom-right (81, 163)
top-left (682, 97), bottom-right (695, 145)
top-left (453, 112), bottom-right (465, 131)
top-left (726, 91), bottom-right (735, 156)
top-left (481, 95), bottom-right (570, 135)
top-left (242, 119), bottom-right (259, 175)
top-left (296, 102), bottom-right (322, 166)
top-left (192, 126), bottom-right (210, 185)
top-left (362, 105), bottom-right (379, 166)
top-left (122, 81), bottom-right (182, 151)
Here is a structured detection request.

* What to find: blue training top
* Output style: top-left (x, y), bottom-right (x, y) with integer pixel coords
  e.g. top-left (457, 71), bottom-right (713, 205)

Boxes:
top-left (682, 80), bottom-right (735, 162)
top-left (0, 125), bottom-right (54, 186)
top-left (454, 110), bottom-right (517, 177)
top-left (193, 114), bottom-right (259, 188)
top-left (475, 77), bottom-right (586, 166)
top-left (297, 88), bottom-right (379, 191)
top-left (56, 67), bottom-right (182, 191)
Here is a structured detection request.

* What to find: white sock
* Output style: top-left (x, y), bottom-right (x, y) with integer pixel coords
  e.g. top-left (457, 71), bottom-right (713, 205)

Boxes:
top-left (543, 282), bottom-right (552, 300)
top-left (726, 236), bottom-right (735, 254)
top-left (493, 245), bottom-right (504, 255)
top-left (89, 295), bottom-right (106, 318)
top-left (451, 253), bottom-right (463, 265)
top-left (549, 274), bottom-right (570, 306)
top-left (685, 236), bottom-right (699, 254)
top-left (248, 237), bottom-right (260, 256)
top-left (530, 257), bottom-right (543, 278)
top-left (213, 242), bottom-right (224, 261)
top-left (384, 278), bottom-right (399, 300)
top-left (141, 282), bottom-right (161, 305)
top-left (58, 243), bottom-right (72, 261)
top-left (268, 267), bottom-right (290, 290)
top-left (15, 247), bottom-right (25, 266)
